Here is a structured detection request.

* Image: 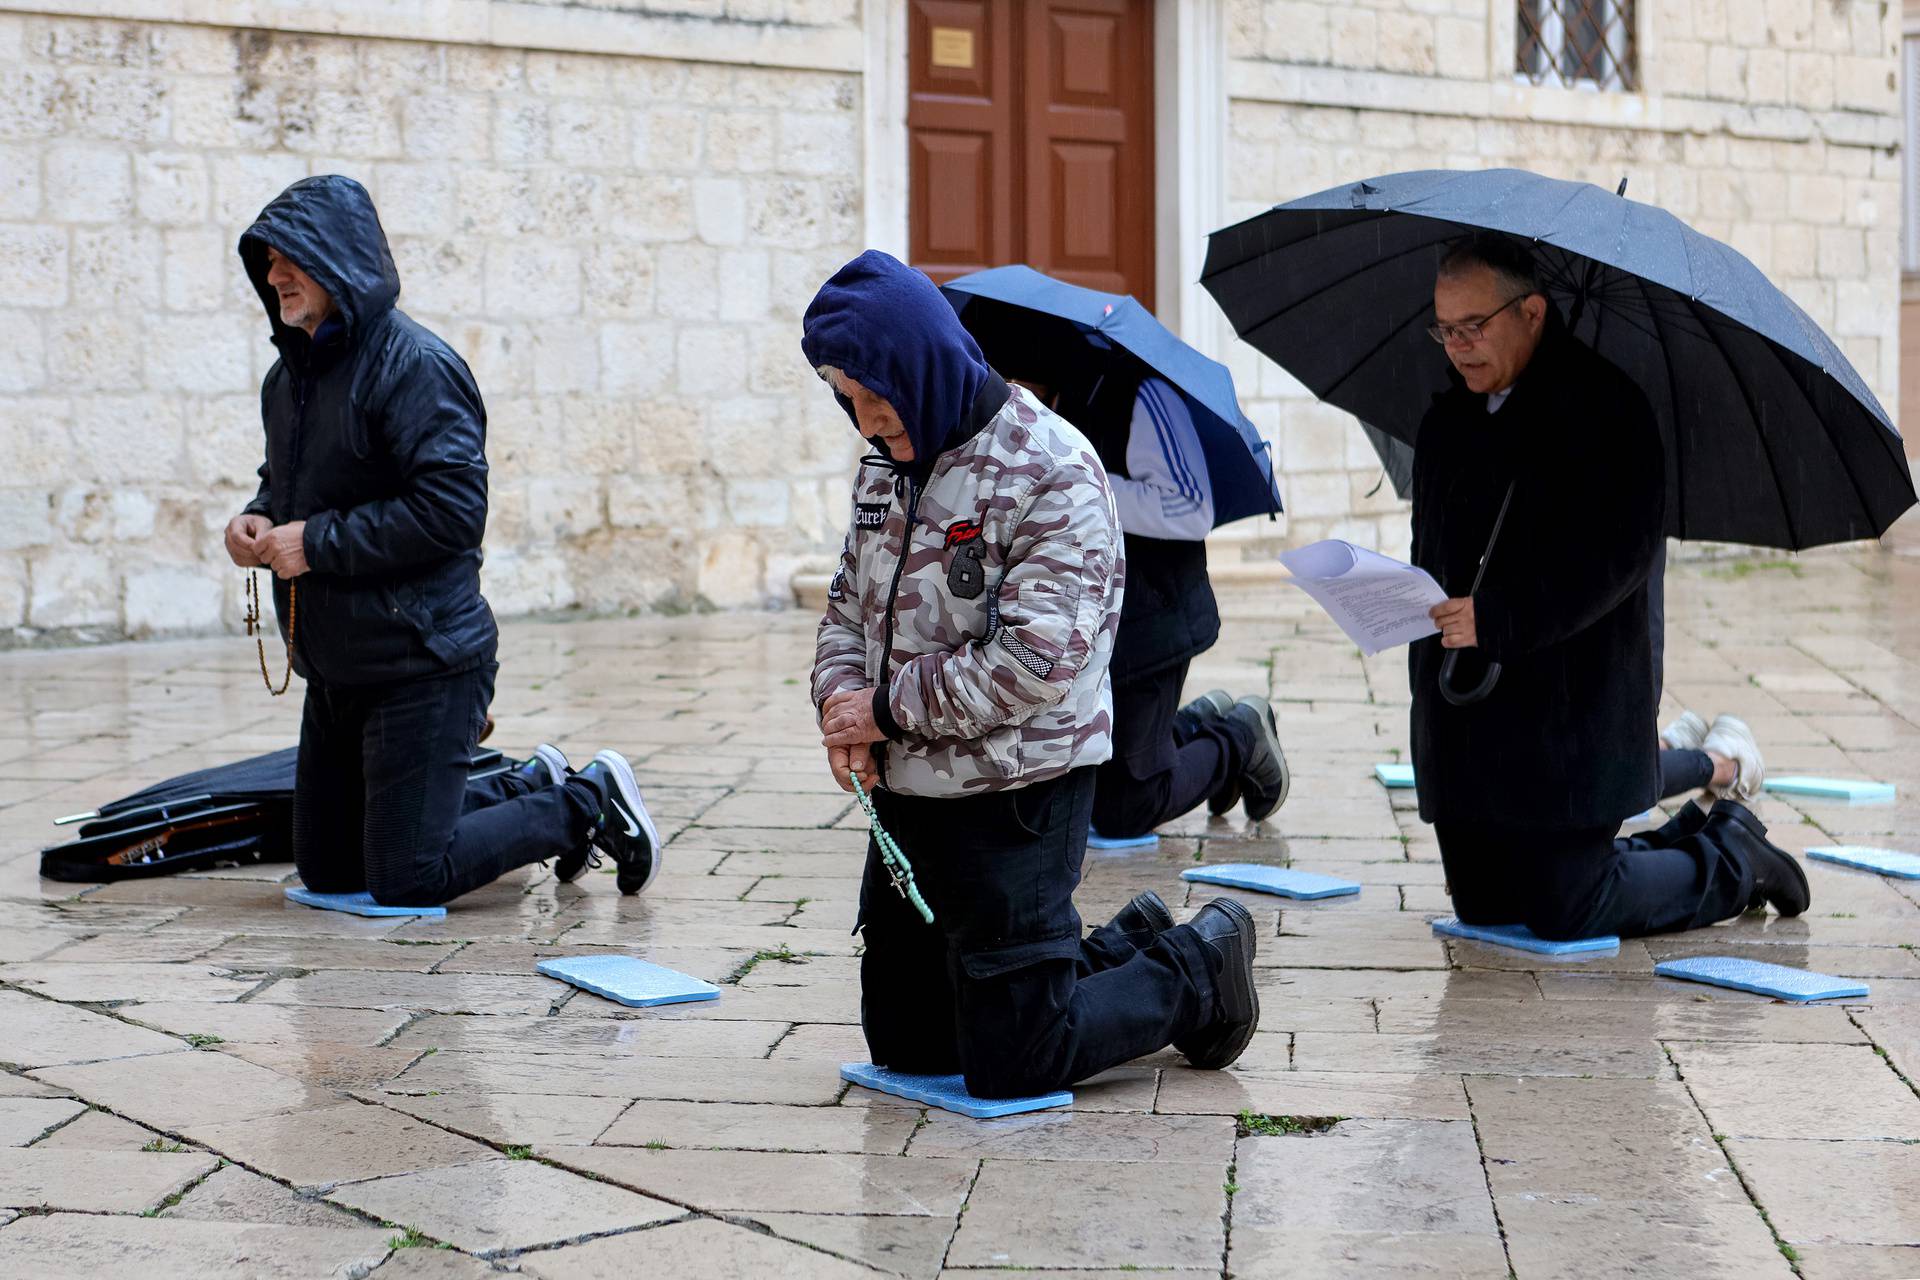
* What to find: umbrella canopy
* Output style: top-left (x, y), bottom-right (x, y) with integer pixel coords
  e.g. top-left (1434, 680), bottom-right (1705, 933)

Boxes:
top-left (941, 265), bottom-right (1282, 528)
top-left (1202, 168), bottom-right (1916, 549)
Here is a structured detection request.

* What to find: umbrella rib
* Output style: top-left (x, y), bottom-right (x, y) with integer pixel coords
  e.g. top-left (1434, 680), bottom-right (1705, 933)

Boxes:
top-left (1219, 219), bottom-right (1464, 339)
top-left (1757, 325), bottom-right (1884, 541)
top-left (1682, 292), bottom-right (1800, 549)
top-left (1632, 271), bottom-right (1687, 538)
top-left (1318, 297), bottom-right (1439, 406)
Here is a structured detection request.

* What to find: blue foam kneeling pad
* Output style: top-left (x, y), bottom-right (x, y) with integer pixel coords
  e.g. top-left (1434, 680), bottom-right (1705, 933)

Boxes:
top-left (284, 888), bottom-right (445, 918)
top-left (1807, 846), bottom-right (1920, 879)
top-left (1181, 864), bottom-right (1360, 900)
top-left (1374, 763), bottom-right (1415, 789)
top-left (1087, 830), bottom-right (1160, 851)
top-left (1764, 775), bottom-right (1896, 803)
top-left (1654, 955), bottom-right (1868, 1002)
top-left (840, 1062), bottom-right (1071, 1118)
top-left (1431, 917), bottom-right (1619, 955)
top-left (537, 955), bottom-right (720, 1008)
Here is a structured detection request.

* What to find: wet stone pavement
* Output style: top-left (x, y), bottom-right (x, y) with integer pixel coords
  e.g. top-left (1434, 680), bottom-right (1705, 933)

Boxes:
top-left (1, 550), bottom-right (1919, 1278)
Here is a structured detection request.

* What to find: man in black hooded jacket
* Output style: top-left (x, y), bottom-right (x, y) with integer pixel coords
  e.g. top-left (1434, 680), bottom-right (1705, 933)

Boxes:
top-left (223, 175), bottom-right (658, 906)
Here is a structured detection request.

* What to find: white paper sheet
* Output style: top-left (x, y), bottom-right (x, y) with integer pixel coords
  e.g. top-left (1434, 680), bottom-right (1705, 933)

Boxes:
top-left (1278, 540), bottom-right (1449, 656)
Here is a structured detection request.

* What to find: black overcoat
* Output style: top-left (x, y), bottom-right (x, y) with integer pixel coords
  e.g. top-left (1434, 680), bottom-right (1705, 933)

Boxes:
top-left (239, 176), bottom-right (497, 687)
top-left (1408, 319), bottom-right (1664, 829)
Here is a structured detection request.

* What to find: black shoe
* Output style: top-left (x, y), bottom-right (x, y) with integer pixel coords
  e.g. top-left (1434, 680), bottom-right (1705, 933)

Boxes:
top-left (1108, 890), bottom-right (1175, 947)
top-left (1179, 690), bottom-right (1241, 816)
top-left (576, 750), bottom-right (662, 895)
top-left (1173, 898), bottom-right (1260, 1070)
top-left (1710, 800), bottom-right (1810, 917)
top-left (1228, 696), bottom-right (1290, 824)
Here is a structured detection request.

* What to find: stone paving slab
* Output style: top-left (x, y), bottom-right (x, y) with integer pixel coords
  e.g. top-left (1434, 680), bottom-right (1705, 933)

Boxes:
top-left (0, 1147), bottom-right (219, 1212)
top-left (183, 1101), bottom-right (499, 1190)
top-left (159, 1163), bottom-right (373, 1229)
top-left (0, 989), bottom-right (187, 1069)
top-left (946, 1158), bottom-right (1226, 1269)
top-left (326, 1158), bottom-right (681, 1256)
top-left (1669, 1041), bottom-right (1920, 1139)
top-left (392, 1050), bottom-right (847, 1105)
top-left (28, 1107), bottom-right (169, 1151)
top-left (520, 1217), bottom-right (879, 1279)
top-left (598, 1099), bottom-right (918, 1154)
top-left (0, 1213), bottom-right (395, 1277)
top-left (0, 1097), bottom-right (85, 1146)
top-left (389, 1012), bottom-right (785, 1058)
top-left (537, 1145), bottom-right (977, 1216)
top-left (33, 1050), bottom-right (331, 1129)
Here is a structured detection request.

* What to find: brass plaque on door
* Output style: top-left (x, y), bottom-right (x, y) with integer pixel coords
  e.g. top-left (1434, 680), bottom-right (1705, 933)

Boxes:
top-left (930, 26), bottom-right (975, 70)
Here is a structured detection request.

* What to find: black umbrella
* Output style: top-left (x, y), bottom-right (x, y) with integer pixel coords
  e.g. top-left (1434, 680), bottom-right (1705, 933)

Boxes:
top-left (41, 747), bottom-right (512, 881)
top-left (1203, 168), bottom-right (1917, 550)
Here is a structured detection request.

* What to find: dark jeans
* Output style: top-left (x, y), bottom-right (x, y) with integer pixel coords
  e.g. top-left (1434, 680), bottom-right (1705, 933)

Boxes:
top-left (1091, 661), bottom-right (1251, 838)
top-left (860, 767), bottom-right (1218, 1098)
top-left (1434, 802), bottom-right (1756, 940)
top-left (1658, 748), bottom-right (1714, 800)
top-left (292, 663), bottom-right (595, 907)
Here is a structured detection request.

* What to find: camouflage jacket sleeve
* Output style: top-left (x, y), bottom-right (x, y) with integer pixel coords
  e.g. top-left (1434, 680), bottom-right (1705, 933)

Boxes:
top-left (812, 531), bottom-right (869, 720)
top-left (887, 463), bottom-right (1119, 740)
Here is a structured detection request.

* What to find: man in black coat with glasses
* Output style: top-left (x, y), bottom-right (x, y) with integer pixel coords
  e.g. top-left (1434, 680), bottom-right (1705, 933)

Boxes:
top-left (1409, 233), bottom-right (1808, 940)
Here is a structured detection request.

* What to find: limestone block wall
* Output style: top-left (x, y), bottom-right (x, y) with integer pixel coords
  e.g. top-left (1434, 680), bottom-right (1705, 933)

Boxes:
top-left (0, 9), bottom-right (864, 643)
top-left (1221, 0), bottom-right (1904, 558)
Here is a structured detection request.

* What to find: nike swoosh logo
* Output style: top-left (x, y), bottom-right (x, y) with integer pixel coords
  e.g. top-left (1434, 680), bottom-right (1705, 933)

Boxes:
top-left (621, 808), bottom-right (640, 838)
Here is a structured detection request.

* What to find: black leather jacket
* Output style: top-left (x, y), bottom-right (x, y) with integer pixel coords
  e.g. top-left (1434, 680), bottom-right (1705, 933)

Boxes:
top-left (239, 175), bottom-right (497, 687)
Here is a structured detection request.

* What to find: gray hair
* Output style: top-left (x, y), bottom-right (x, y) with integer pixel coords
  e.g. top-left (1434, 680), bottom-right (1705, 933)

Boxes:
top-left (1437, 232), bottom-right (1545, 300)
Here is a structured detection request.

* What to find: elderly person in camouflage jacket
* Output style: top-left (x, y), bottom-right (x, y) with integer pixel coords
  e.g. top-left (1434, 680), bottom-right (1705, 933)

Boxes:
top-left (802, 251), bottom-right (1261, 1099)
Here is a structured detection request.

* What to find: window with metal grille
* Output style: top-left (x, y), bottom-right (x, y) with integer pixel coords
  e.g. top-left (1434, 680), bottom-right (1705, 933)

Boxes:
top-left (1516, 0), bottom-right (1637, 92)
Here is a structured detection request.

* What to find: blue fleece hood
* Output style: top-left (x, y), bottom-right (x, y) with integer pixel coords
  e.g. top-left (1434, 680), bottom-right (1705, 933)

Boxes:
top-left (800, 251), bottom-right (1000, 466)
top-left (239, 175), bottom-right (400, 343)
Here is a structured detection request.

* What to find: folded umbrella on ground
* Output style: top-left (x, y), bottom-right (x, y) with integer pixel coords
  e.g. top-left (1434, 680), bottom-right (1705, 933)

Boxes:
top-left (40, 747), bottom-right (513, 882)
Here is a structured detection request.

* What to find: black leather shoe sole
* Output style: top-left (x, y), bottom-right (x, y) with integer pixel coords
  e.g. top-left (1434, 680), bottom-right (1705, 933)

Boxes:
top-left (1174, 899), bottom-right (1260, 1070)
top-left (1232, 699), bottom-right (1290, 824)
top-left (1708, 799), bottom-right (1810, 917)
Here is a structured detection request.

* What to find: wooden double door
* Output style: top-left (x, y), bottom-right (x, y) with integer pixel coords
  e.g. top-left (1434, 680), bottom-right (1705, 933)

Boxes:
top-left (908, 0), bottom-right (1157, 309)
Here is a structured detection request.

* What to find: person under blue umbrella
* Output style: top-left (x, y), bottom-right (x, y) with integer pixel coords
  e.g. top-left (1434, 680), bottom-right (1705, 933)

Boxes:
top-left (957, 298), bottom-right (1290, 841)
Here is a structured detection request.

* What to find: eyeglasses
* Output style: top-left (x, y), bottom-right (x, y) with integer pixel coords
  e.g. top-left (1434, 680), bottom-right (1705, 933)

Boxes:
top-left (1427, 294), bottom-right (1526, 346)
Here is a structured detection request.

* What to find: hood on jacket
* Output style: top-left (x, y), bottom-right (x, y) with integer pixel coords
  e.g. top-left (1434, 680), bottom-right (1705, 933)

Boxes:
top-left (238, 175), bottom-right (401, 342)
top-left (800, 250), bottom-right (1004, 467)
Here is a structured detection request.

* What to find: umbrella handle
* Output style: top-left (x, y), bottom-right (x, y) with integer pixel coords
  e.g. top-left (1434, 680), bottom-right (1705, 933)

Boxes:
top-left (1439, 649), bottom-right (1502, 706)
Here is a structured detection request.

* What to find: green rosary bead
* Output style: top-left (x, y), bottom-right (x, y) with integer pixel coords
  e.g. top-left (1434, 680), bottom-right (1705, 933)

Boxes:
top-left (850, 771), bottom-right (934, 925)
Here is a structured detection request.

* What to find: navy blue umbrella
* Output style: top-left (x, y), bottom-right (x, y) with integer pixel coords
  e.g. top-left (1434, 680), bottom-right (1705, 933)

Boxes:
top-left (1202, 169), bottom-right (1916, 549)
top-left (941, 265), bottom-right (1282, 528)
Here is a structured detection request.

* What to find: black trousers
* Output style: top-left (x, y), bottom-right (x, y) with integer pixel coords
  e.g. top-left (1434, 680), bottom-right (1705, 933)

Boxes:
top-left (1658, 748), bottom-right (1714, 800)
top-left (1434, 802), bottom-right (1756, 941)
top-left (292, 663), bottom-right (594, 907)
top-left (860, 768), bottom-right (1217, 1098)
top-left (1090, 661), bottom-right (1250, 838)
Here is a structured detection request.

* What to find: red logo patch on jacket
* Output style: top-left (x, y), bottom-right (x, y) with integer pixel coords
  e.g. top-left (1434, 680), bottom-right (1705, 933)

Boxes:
top-left (944, 519), bottom-right (984, 549)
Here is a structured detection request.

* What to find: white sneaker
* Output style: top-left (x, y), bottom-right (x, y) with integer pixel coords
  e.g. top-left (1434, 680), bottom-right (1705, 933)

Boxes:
top-left (1659, 710), bottom-right (1708, 752)
top-left (1701, 715), bottom-right (1765, 804)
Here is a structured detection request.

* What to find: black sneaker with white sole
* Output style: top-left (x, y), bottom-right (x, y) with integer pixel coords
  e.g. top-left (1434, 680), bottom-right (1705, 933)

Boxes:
top-left (576, 749), bottom-right (662, 895)
top-left (1228, 696), bottom-right (1290, 823)
top-left (520, 743), bottom-right (570, 790)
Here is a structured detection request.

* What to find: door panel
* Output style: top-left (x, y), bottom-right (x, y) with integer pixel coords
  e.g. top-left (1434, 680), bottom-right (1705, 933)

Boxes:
top-left (907, 0), bottom-right (1017, 283)
top-left (907, 0), bottom-right (1154, 307)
